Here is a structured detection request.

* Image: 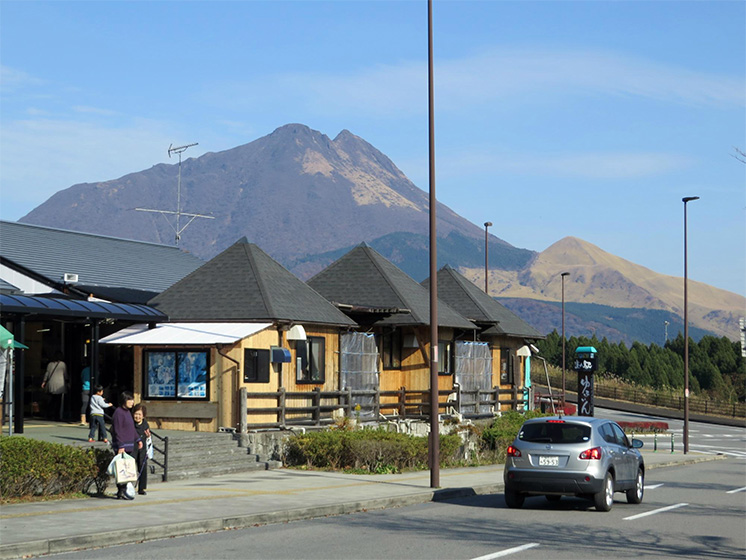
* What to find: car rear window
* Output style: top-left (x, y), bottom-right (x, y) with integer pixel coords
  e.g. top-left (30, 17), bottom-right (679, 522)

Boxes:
top-left (519, 422), bottom-right (591, 444)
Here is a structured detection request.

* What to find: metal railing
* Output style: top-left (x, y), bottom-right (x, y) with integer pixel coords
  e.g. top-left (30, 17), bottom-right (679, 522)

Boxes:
top-left (149, 431), bottom-right (169, 482)
top-left (537, 374), bottom-right (745, 419)
top-left (243, 385), bottom-right (527, 429)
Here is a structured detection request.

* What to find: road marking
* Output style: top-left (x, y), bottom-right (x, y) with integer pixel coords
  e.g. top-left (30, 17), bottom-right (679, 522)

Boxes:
top-left (624, 503), bottom-right (688, 521)
top-left (644, 484), bottom-right (664, 489)
top-left (471, 543), bottom-right (540, 559)
top-left (726, 487), bottom-right (746, 494)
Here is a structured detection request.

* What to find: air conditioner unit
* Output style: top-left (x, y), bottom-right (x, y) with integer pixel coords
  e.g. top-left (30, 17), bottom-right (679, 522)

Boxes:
top-left (63, 273), bottom-right (79, 283)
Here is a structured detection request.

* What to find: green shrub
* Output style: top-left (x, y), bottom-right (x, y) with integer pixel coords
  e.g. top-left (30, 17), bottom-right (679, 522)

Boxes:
top-left (284, 428), bottom-right (463, 473)
top-left (481, 410), bottom-right (547, 462)
top-left (0, 437), bottom-right (109, 500)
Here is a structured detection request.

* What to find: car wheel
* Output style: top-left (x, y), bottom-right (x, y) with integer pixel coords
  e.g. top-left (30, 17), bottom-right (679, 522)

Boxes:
top-left (594, 472), bottom-right (614, 512)
top-left (505, 486), bottom-right (525, 509)
top-left (626, 468), bottom-right (644, 504)
top-left (545, 495), bottom-right (562, 503)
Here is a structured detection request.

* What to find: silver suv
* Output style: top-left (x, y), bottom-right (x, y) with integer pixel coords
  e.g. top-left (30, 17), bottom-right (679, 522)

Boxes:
top-left (503, 416), bottom-right (645, 511)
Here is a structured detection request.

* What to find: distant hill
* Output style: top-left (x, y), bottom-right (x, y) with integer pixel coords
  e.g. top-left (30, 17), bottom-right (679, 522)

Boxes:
top-left (20, 124), bottom-right (532, 274)
top-left (17, 124), bottom-right (744, 345)
top-left (461, 237), bottom-right (744, 341)
top-left (498, 298), bottom-right (715, 346)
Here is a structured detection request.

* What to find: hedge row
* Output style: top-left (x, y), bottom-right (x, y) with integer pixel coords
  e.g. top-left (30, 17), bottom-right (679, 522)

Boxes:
top-left (285, 427), bottom-right (462, 473)
top-left (0, 437), bottom-right (113, 500)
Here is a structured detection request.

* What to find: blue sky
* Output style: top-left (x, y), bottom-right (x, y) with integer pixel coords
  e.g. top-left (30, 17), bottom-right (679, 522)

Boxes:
top-left (1, 1), bottom-right (744, 296)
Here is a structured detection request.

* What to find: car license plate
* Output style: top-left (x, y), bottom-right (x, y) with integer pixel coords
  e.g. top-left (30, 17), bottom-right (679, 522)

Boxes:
top-left (539, 455), bottom-right (559, 467)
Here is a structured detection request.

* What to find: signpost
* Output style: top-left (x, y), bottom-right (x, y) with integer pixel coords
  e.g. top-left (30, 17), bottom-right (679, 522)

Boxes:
top-left (574, 346), bottom-right (597, 417)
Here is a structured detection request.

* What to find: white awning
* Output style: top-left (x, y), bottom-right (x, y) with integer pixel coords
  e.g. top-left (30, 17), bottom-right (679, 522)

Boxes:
top-left (100, 322), bottom-right (273, 345)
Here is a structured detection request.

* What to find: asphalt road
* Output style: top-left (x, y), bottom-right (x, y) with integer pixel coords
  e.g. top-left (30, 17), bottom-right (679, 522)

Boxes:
top-left (54, 458), bottom-right (745, 560)
top-left (595, 406), bottom-right (746, 459)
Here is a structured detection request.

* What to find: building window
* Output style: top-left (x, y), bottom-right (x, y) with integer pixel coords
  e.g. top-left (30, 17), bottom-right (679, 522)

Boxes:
top-left (438, 340), bottom-right (452, 375)
top-left (380, 331), bottom-right (402, 370)
top-left (143, 349), bottom-right (209, 400)
top-left (296, 337), bottom-right (325, 384)
top-left (500, 349), bottom-right (514, 384)
top-left (244, 348), bottom-right (270, 383)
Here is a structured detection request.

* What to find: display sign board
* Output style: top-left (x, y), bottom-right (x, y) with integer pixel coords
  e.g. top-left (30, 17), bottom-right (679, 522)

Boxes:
top-left (573, 346), bottom-right (598, 373)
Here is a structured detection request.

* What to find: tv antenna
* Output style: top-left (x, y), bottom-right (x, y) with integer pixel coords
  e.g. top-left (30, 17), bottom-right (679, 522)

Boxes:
top-left (136, 142), bottom-right (214, 244)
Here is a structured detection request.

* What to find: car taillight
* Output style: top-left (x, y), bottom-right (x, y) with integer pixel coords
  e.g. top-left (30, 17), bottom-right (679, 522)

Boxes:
top-left (579, 447), bottom-right (602, 460)
top-left (507, 445), bottom-right (521, 457)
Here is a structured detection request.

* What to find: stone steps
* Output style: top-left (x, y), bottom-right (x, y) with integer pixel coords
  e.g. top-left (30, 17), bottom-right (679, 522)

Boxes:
top-left (148, 431), bottom-right (281, 481)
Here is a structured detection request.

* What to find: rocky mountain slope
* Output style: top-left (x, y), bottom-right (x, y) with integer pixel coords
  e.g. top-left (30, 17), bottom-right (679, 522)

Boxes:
top-left (460, 237), bottom-right (744, 340)
top-left (17, 124), bottom-right (743, 343)
top-left (19, 123), bottom-right (531, 275)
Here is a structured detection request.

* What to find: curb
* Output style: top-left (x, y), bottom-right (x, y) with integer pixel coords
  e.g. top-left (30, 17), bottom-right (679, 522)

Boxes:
top-left (0, 455), bottom-right (726, 560)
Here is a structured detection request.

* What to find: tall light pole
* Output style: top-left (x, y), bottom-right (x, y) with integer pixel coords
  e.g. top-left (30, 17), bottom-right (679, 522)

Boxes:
top-left (484, 222), bottom-right (492, 293)
top-left (561, 271), bottom-right (570, 408)
top-left (427, 0), bottom-right (439, 488)
top-left (682, 196), bottom-right (699, 454)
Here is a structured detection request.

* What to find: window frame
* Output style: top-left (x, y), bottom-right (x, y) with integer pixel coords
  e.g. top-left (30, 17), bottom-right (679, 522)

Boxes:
top-left (379, 330), bottom-right (402, 370)
top-left (437, 340), bottom-right (453, 375)
top-left (244, 348), bottom-right (270, 383)
top-left (142, 348), bottom-right (210, 401)
top-left (296, 336), bottom-right (326, 384)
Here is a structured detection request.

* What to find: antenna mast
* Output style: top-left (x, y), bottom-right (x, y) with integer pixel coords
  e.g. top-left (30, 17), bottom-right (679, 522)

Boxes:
top-left (136, 142), bottom-right (214, 244)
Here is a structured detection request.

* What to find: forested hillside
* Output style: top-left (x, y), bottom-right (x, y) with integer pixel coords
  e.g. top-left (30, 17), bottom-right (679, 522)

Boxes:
top-left (536, 332), bottom-right (745, 403)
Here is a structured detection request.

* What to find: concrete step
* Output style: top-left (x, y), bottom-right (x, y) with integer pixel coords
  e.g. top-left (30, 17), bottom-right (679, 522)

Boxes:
top-left (147, 430), bottom-right (280, 481)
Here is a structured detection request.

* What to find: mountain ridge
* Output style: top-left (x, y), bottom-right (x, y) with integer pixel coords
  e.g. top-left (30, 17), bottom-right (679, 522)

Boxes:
top-left (16, 124), bottom-right (744, 343)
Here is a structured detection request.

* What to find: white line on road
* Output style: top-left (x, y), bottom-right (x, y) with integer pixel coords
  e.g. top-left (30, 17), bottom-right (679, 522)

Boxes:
top-left (624, 503), bottom-right (688, 521)
top-left (471, 543), bottom-right (540, 559)
top-left (726, 487), bottom-right (746, 494)
top-left (644, 484), bottom-right (664, 489)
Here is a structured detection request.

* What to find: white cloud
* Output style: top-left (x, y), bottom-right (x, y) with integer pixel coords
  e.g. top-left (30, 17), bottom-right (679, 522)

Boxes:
top-left (437, 148), bottom-right (694, 180)
top-left (0, 117), bottom-right (181, 219)
top-left (0, 65), bottom-right (45, 93)
top-left (197, 46), bottom-right (744, 118)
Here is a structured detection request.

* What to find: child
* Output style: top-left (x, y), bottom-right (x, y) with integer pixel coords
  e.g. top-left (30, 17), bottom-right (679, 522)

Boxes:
top-left (88, 385), bottom-right (113, 443)
top-left (132, 403), bottom-right (151, 496)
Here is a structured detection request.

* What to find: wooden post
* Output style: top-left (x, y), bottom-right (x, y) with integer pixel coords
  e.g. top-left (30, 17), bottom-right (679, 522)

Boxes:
top-left (345, 386), bottom-right (353, 418)
top-left (279, 387), bottom-right (286, 426)
top-left (239, 387), bottom-right (247, 435)
top-left (374, 387), bottom-right (380, 420)
top-left (313, 387), bottom-right (321, 425)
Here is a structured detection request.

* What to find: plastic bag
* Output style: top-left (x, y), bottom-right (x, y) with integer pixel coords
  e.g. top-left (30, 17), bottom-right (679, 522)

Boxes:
top-left (107, 452), bottom-right (138, 483)
top-left (146, 436), bottom-right (154, 460)
top-left (124, 482), bottom-right (136, 499)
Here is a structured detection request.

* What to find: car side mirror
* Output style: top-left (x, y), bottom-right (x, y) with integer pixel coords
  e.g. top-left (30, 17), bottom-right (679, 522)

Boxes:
top-left (631, 439), bottom-right (644, 449)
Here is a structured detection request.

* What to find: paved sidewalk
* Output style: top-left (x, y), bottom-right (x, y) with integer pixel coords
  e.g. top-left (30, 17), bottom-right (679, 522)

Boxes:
top-left (0, 449), bottom-right (725, 559)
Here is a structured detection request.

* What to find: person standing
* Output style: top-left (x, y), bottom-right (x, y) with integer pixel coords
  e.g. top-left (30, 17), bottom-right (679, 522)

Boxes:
top-left (41, 351), bottom-right (68, 421)
top-left (132, 404), bottom-right (151, 495)
top-left (88, 385), bottom-right (113, 442)
top-left (80, 360), bottom-right (91, 425)
top-left (110, 392), bottom-right (142, 500)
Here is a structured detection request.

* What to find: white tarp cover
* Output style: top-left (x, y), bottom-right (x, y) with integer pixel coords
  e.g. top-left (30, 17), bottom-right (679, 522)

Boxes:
top-left (100, 322), bottom-right (273, 345)
top-left (454, 341), bottom-right (493, 414)
top-left (340, 332), bottom-right (379, 416)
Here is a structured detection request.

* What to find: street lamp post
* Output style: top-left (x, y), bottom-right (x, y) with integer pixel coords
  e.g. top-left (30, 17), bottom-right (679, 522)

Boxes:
top-left (682, 196), bottom-right (699, 454)
top-left (561, 271), bottom-right (570, 408)
top-left (484, 222), bottom-right (492, 293)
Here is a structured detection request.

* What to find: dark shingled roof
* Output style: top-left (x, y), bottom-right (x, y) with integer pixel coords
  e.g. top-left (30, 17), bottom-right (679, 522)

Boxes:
top-left (424, 265), bottom-right (544, 339)
top-left (0, 221), bottom-right (203, 297)
top-left (308, 244), bottom-right (476, 330)
top-left (149, 238), bottom-right (356, 326)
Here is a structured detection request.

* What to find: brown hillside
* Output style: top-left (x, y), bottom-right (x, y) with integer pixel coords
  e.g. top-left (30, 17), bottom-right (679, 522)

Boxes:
top-left (462, 236), bottom-right (745, 340)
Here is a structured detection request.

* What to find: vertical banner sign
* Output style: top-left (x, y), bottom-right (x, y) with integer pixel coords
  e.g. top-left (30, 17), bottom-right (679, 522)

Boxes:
top-left (577, 372), bottom-right (594, 417)
top-left (573, 347), bottom-right (597, 417)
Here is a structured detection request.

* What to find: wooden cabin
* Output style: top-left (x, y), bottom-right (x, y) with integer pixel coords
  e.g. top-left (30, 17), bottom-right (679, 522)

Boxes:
top-left (426, 265), bottom-right (545, 412)
top-left (308, 244), bottom-right (480, 417)
top-left (102, 238), bottom-right (356, 430)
